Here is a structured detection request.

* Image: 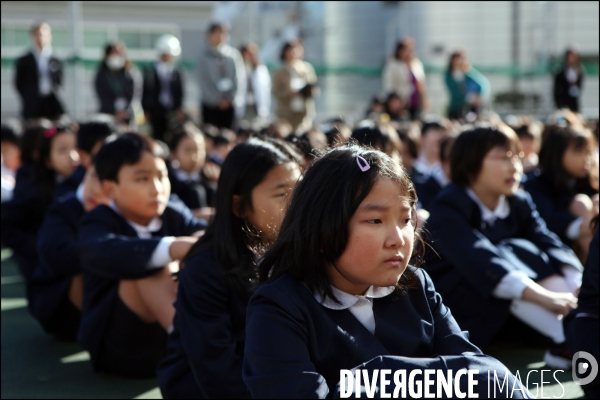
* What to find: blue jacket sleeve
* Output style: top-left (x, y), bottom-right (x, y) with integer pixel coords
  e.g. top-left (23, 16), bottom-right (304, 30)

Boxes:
top-left (524, 177), bottom-right (577, 244)
top-left (243, 284), bottom-right (330, 399)
top-left (516, 191), bottom-right (582, 271)
top-left (36, 201), bottom-right (81, 279)
top-left (175, 252), bottom-right (250, 398)
top-left (0, 182), bottom-right (39, 254)
top-left (79, 209), bottom-right (162, 280)
top-left (419, 269), bottom-right (482, 356)
top-left (426, 199), bottom-right (519, 298)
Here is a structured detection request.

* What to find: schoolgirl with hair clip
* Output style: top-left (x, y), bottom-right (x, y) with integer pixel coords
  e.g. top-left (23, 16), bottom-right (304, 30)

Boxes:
top-left (1, 122), bottom-right (79, 281)
top-left (241, 144), bottom-right (528, 398)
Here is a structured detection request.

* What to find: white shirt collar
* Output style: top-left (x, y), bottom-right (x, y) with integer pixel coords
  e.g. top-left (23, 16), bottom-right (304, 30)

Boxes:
top-left (314, 285), bottom-right (396, 310)
top-left (108, 200), bottom-right (162, 238)
top-left (173, 167), bottom-right (201, 183)
top-left (75, 182), bottom-right (85, 206)
top-left (466, 188), bottom-right (510, 226)
top-left (413, 155), bottom-right (441, 176)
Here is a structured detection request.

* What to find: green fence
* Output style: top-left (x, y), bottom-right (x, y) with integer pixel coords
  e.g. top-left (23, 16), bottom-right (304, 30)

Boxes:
top-left (2, 56), bottom-right (598, 77)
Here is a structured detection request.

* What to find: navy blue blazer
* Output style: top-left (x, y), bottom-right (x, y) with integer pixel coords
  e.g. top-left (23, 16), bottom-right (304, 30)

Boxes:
top-left (78, 201), bottom-right (207, 370)
top-left (1, 174), bottom-right (47, 281)
top-left (524, 170), bottom-right (598, 245)
top-left (423, 184), bottom-right (582, 347)
top-left (168, 164), bottom-right (215, 210)
top-left (242, 268), bottom-right (527, 398)
top-left (55, 165), bottom-right (85, 199)
top-left (414, 175), bottom-right (443, 211)
top-left (157, 247), bottom-right (251, 399)
top-left (29, 194), bottom-right (84, 331)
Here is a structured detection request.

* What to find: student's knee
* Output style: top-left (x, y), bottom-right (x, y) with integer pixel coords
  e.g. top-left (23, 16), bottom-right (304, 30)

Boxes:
top-left (569, 194), bottom-right (593, 217)
top-left (118, 279), bottom-right (157, 324)
top-left (68, 274), bottom-right (83, 310)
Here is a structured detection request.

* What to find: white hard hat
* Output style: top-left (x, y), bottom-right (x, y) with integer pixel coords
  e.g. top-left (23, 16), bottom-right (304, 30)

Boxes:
top-left (155, 34), bottom-right (181, 57)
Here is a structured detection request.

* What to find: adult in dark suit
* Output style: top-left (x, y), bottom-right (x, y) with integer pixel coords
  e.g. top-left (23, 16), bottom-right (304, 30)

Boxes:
top-left (553, 48), bottom-right (584, 113)
top-left (14, 22), bottom-right (65, 121)
top-left (142, 34), bottom-right (185, 143)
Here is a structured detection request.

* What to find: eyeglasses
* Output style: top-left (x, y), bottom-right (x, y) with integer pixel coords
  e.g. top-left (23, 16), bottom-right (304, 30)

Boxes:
top-left (486, 151), bottom-right (524, 165)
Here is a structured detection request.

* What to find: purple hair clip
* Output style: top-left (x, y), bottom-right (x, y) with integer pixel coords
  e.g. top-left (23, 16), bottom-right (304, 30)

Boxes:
top-left (43, 126), bottom-right (58, 139)
top-left (356, 155), bottom-right (370, 172)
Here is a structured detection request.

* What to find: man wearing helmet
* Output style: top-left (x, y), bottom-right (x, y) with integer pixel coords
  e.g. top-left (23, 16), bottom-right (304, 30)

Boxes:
top-left (197, 23), bottom-right (246, 130)
top-left (142, 34), bottom-right (185, 143)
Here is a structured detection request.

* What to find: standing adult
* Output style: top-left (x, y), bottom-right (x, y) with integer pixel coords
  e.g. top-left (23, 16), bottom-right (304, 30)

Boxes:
top-left (445, 50), bottom-right (490, 120)
top-left (142, 34), bottom-right (185, 143)
top-left (554, 47), bottom-right (585, 113)
top-left (240, 43), bottom-right (271, 124)
top-left (14, 21), bottom-right (65, 121)
top-left (198, 23), bottom-right (246, 130)
top-left (94, 41), bottom-right (140, 126)
top-left (382, 37), bottom-right (428, 120)
top-left (272, 40), bottom-right (318, 133)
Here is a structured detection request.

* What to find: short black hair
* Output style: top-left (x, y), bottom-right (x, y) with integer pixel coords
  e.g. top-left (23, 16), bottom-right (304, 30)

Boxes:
top-left (1, 124), bottom-right (21, 146)
top-left (421, 121), bottom-right (446, 137)
top-left (257, 144), bottom-right (422, 303)
top-left (280, 40), bottom-right (297, 61)
top-left (168, 122), bottom-right (203, 152)
top-left (77, 121), bottom-right (114, 154)
top-left (450, 125), bottom-right (521, 187)
top-left (207, 22), bottom-right (229, 34)
top-left (351, 121), bottom-right (400, 155)
top-left (95, 133), bottom-right (164, 182)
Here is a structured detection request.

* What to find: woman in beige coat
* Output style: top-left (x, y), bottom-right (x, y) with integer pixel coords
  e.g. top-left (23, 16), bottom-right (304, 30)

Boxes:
top-left (272, 40), bottom-right (317, 133)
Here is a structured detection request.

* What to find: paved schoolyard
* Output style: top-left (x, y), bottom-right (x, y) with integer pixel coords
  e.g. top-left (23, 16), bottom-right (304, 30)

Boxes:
top-left (1, 247), bottom-right (584, 399)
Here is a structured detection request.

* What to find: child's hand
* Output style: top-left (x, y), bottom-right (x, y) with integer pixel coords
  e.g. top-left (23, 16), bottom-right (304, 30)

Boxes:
top-left (193, 207), bottom-right (215, 222)
top-left (522, 283), bottom-right (578, 316)
top-left (540, 291), bottom-right (578, 316)
top-left (169, 237), bottom-right (198, 260)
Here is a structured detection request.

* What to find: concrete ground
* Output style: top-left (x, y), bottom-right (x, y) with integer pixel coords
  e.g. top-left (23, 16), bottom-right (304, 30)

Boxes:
top-left (1, 247), bottom-right (584, 399)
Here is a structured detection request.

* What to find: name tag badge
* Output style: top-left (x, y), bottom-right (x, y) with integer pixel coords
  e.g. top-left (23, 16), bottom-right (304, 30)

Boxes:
top-left (114, 98), bottom-right (128, 111)
top-left (217, 78), bottom-right (233, 92)
top-left (290, 96), bottom-right (305, 112)
top-left (568, 85), bottom-right (580, 98)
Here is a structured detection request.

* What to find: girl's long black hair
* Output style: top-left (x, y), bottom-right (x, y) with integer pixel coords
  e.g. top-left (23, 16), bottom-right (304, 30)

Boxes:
top-left (538, 125), bottom-right (598, 194)
top-left (182, 136), bottom-right (302, 292)
top-left (257, 143), bottom-right (423, 303)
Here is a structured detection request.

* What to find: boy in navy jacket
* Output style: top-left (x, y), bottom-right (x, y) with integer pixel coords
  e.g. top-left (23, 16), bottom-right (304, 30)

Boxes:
top-left (78, 133), bottom-right (206, 378)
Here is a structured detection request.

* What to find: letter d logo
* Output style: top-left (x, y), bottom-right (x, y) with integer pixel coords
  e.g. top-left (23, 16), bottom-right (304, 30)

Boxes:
top-left (572, 351), bottom-right (598, 386)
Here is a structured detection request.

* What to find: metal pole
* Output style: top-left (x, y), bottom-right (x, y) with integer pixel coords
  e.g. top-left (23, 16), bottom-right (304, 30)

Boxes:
top-left (70, 1), bottom-right (83, 119)
top-left (511, 1), bottom-right (520, 93)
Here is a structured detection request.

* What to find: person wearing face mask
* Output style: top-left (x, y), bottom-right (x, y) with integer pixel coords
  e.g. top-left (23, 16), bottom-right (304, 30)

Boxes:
top-left (14, 21), bottom-right (65, 121)
top-left (142, 34), bottom-right (185, 143)
top-left (94, 42), bottom-right (139, 126)
top-left (198, 23), bottom-right (246, 130)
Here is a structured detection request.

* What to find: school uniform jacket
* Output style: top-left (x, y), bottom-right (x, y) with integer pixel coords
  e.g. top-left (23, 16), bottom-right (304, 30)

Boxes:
top-left (242, 268), bottom-right (529, 398)
top-left (0, 176), bottom-right (47, 281)
top-left (157, 247), bottom-right (252, 399)
top-left (29, 193), bottom-right (84, 330)
top-left (524, 169), bottom-right (598, 245)
top-left (54, 165), bottom-right (85, 199)
top-left (167, 165), bottom-right (215, 210)
top-left (78, 201), bottom-right (207, 371)
top-left (423, 183), bottom-right (582, 347)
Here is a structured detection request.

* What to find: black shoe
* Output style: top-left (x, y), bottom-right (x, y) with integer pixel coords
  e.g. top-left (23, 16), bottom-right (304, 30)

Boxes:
top-left (544, 341), bottom-right (572, 369)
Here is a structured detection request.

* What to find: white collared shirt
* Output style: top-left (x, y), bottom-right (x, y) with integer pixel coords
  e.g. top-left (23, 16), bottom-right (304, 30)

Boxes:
top-left (466, 188), bottom-right (510, 228)
top-left (314, 285), bottom-right (396, 334)
top-left (173, 167), bottom-right (201, 183)
top-left (413, 155), bottom-right (441, 177)
top-left (75, 182), bottom-right (84, 206)
top-left (109, 201), bottom-right (175, 269)
top-left (33, 46), bottom-right (53, 95)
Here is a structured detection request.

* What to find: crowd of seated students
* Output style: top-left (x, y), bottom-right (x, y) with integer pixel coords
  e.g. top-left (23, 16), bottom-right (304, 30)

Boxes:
top-left (0, 104), bottom-right (598, 398)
